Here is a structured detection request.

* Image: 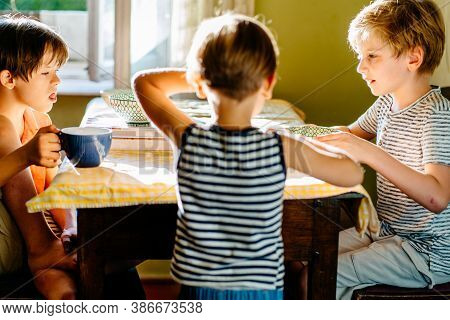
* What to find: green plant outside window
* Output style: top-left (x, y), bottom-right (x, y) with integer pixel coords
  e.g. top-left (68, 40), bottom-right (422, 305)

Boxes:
top-left (0, 0), bottom-right (86, 11)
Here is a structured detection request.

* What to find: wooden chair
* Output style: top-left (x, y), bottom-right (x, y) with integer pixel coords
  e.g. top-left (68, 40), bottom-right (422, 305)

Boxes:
top-left (441, 86), bottom-right (450, 99)
top-left (352, 282), bottom-right (450, 300)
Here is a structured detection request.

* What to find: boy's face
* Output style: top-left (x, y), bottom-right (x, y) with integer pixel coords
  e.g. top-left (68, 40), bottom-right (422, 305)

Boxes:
top-left (13, 50), bottom-right (61, 113)
top-left (355, 35), bottom-right (411, 96)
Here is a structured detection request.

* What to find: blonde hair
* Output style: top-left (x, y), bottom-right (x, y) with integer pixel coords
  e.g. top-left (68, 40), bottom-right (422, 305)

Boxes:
top-left (186, 14), bottom-right (279, 101)
top-left (348, 0), bottom-right (445, 73)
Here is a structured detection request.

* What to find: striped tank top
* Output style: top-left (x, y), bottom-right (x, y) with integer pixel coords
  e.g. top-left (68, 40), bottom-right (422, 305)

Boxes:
top-left (171, 124), bottom-right (286, 290)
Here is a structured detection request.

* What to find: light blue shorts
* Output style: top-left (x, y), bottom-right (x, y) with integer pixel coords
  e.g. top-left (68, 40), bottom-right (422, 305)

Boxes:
top-left (179, 285), bottom-right (283, 300)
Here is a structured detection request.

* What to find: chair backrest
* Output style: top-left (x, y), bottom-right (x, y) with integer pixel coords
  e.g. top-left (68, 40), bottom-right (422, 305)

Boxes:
top-left (442, 86), bottom-right (450, 100)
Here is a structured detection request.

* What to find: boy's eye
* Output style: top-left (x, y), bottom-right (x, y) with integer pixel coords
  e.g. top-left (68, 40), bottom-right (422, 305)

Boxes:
top-left (368, 54), bottom-right (376, 59)
top-left (41, 72), bottom-right (49, 75)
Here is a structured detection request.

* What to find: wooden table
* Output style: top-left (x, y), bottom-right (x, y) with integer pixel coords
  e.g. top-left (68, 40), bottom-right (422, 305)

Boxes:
top-left (76, 98), bottom-right (363, 299)
top-left (78, 195), bottom-right (361, 300)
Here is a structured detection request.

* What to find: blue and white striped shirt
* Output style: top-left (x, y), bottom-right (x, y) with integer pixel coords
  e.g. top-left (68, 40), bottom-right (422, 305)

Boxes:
top-left (357, 87), bottom-right (450, 274)
top-left (171, 124), bottom-right (286, 290)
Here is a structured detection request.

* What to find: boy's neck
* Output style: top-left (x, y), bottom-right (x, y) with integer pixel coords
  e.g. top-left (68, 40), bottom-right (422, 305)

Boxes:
top-left (216, 112), bottom-right (252, 130)
top-left (0, 90), bottom-right (28, 135)
top-left (209, 91), bottom-right (261, 130)
top-left (390, 74), bottom-right (432, 112)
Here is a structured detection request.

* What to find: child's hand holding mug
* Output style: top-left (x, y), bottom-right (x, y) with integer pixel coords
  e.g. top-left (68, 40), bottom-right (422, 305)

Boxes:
top-left (22, 125), bottom-right (62, 168)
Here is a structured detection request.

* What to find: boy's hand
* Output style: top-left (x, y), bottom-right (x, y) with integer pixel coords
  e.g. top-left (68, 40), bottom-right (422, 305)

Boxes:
top-left (23, 125), bottom-right (61, 167)
top-left (316, 132), bottom-right (375, 164)
top-left (28, 238), bottom-right (77, 300)
top-left (61, 227), bottom-right (78, 254)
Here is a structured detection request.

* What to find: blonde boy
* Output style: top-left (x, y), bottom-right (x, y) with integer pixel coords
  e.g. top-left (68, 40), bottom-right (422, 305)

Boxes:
top-left (317, 0), bottom-right (450, 299)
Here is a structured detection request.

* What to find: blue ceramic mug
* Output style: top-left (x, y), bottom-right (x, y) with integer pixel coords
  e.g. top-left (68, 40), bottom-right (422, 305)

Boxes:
top-left (59, 127), bottom-right (112, 168)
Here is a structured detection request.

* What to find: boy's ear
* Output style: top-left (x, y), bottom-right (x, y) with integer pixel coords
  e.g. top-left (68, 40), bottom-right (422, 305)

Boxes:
top-left (407, 46), bottom-right (424, 72)
top-left (262, 73), bottom-right (277, 100)
top-left (0, 70), bottom-right (16, 89)
top-left (195, 81), bottom-right (207, 100)
top-left (190, 73), bottom-right (207, 99)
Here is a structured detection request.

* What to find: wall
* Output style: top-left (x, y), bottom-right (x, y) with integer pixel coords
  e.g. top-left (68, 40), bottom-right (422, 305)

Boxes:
top-left (256, 0), bottom-right (375, 125)
top-left (255, 0), bottom-right (378, 197)
top-left (431, 0), bottom-right (450, 87)
top-left (49, 95), bottom-right (95, 128)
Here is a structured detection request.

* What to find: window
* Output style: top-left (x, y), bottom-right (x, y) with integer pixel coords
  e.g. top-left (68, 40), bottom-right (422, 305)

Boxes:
top-left (110, 0), bottom-right (172, 89)
top-left (1, 0), bottom-right (254, 94)
top-left (1, 0), bottom-right (173, 94)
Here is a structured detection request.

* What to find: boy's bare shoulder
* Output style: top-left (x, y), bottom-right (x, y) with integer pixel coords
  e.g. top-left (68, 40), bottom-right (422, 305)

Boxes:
top-left (0, 115), bottom-right (16, 135)
top-left (0, 115), bottom-right (21, 155)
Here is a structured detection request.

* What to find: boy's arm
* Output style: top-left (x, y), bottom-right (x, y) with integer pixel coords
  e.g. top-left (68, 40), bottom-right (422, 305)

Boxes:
top-left (0, 125), bottom-right (60, 187)
top-left (0, 146), bottom-right (29, 187)
top-left (365, 150), bottom-right (449, 213)
top-left (132, 68), bottom-right (195, 147)
top-left (281, 134), bottom-right (364, 187)
top-left (0, 119), bottom-right (56, 252)
top-left (317, 132), bottom-right (449, 213)
top-left (333, 121), bottom-right (376, 140)
top-left (0, 118), bottom-right (74, 272)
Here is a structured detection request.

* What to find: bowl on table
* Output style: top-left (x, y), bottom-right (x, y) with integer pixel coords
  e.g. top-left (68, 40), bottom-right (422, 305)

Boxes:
top-left (101, 89), bottom-right (150, 127)
top-left (288, 124), bottom-right (338, 137)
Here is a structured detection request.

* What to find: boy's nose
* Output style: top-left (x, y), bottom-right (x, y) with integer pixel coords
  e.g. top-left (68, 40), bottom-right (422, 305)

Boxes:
top-left (356, 59), bottom-right (367, 74)
top-left (52, 73), bottom-right (61, 85)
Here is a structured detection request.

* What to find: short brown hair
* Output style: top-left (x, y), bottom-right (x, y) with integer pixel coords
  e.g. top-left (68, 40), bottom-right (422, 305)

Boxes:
top-left (187, 14), bottom-right (279, 101)
top-left (348, 0), bottom-right (445, 73)
top-left (0, 14), bottom-right (69, 81)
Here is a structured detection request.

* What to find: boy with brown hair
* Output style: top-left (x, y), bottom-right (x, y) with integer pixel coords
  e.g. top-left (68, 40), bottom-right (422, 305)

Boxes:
top-left (0, 14), bottom-right (76, 299)
top-left (317, 0), bottom-right (450, 299)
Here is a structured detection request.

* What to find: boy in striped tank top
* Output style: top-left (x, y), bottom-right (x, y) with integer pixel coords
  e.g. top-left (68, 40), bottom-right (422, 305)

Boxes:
top-left (317, 0), bottom-right (450, 299)
top-left (134, 14), bottom-right (363, 299)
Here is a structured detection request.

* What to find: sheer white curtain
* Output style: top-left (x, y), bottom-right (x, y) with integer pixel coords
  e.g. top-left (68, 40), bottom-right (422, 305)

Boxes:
top-left (170, 0), bottom-right (255, 66)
